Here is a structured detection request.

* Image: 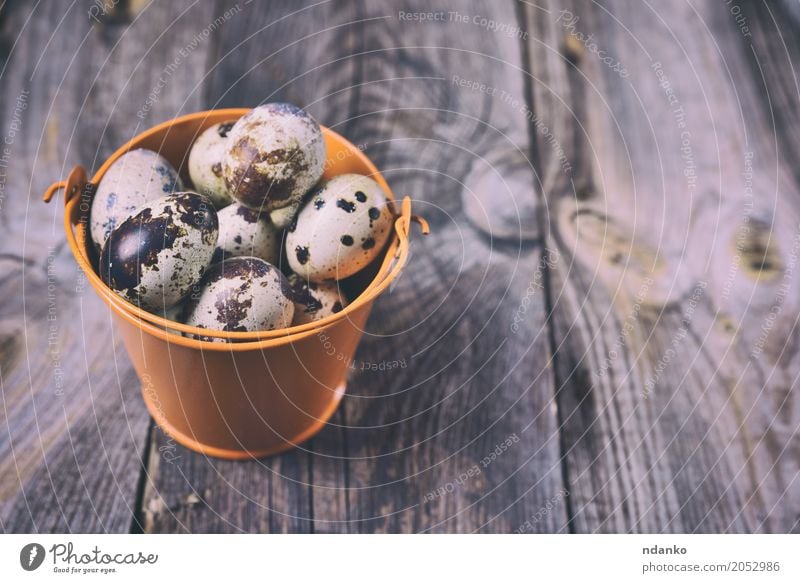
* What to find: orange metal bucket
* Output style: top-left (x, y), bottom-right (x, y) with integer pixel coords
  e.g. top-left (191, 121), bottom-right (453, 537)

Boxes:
top-left (43, 109), bottom-right (428, 459)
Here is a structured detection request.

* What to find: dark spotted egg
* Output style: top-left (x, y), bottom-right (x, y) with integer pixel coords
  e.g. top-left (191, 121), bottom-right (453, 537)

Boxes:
top-left (222, 103), bottom-right (325, 211)
top-left (188, 121), bottom-right (236, 209)
top-left (90, 149), bottom-right (183, 251)
top-left (213, 203), bottom-right (280, 265)
top-left (288, 274), bottom-right (348, 325)
top-left (99, 192), bottom-right (218, 312)
top-left (183, 257), bottom-right (294, 340)
top-left (286, 174), bottom-right (394, 282)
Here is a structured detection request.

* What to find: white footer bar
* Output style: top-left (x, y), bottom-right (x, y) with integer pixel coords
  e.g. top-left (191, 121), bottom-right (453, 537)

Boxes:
top-left (1, 534), bottom-right (797, 582)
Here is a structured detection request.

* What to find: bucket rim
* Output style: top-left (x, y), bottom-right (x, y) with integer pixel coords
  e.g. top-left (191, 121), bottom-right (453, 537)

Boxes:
top-left (50, 108), bottom-right (428, 349)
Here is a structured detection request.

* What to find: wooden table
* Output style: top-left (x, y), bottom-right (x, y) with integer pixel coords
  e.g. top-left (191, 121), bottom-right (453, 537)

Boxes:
top-left (1, 0), bottom-right (798, 533)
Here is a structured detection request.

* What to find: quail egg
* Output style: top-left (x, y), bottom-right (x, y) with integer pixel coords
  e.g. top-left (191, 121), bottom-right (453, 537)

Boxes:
top-left (188, 121), bottom-right (236, 209)
top-left (286, 174), bottom-right (394, 282)
top-left (213, 203), bottom-right (280, 265)
top-left (91, 149), bottom-right (183, 251)
top-left (288, 274), bottom-right (348, 325)
top-left (183, 257), bottom-right (294, 340)
top-left (99, 192), bottom-right (218, 312)
top-left (223, 103), bottom-right (325, 211)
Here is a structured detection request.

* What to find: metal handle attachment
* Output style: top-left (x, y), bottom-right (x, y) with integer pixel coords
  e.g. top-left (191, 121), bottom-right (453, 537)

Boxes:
top-left (42, 165), bottom-right (88, 206)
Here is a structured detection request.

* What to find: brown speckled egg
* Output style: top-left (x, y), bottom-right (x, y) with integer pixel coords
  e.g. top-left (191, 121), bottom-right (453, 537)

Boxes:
top-left (183, 257), bottom-right (294, 341)
top-left (188, 121), bottom-right (236, 209)
top-left (288, 274), bottom-right (348, 325)
top-left (213, 203), bottom-right (280, 265)
top-left (222, 103), bottom-right (325, 211)
top-left (91, 149), bottom-right (183, 251)
top-left (99, 192), bottom-right (218, 312)
top-left (286, 174), bottom-right (393, 282)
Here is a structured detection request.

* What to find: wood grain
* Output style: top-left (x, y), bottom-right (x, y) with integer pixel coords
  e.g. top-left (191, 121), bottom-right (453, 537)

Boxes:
top-left (142, 0), bottom-right (566, 534)
top-left (317, 0), bottom-right (565, 534)
top-left (0, 0), bottom-right (173, 532)
top-left (140, 0), bottom-right (363, 534)
top-left (519, 0), bottom-right (800, 532)
top-left (0, 0), bottom-right (797, 534)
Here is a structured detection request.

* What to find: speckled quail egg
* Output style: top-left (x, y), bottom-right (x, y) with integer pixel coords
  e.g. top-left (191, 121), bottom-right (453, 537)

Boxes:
top-left (213, 203), bottom-right (280, 265)
top-left (286, 174), bottom-right (394, 282)
top-left (91, 149), bottom-right (183, 251)
top-left (99, 192), bottom-right (218, 312)
top-left (188, 121), bottom-right (236, 209)
top-left (183, 257), bottom-right (294, 340)
top-left (223, 103), bottom-right (325, 211)
top-left (288, 274), bottom-right (348, 325)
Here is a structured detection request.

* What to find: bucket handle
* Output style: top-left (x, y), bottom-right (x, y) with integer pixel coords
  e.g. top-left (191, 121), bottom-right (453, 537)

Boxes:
top-left (43, 165), bottom-right (88, 208)
top-left (393, 196), bottom-right (430, 255)
top-left (356, 196), bottom-right (429, 296)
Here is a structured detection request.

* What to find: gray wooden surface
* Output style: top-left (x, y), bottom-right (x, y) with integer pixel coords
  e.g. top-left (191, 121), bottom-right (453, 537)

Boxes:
top-left (0, 0), bottom-right (798, 533)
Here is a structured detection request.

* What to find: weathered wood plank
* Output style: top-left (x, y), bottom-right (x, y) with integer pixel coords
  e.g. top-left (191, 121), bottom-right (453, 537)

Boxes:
top-left (311, 0), bottom-right (565, 533)
top-left (723, 0), bottom-right (800, 534)
top-left (140, 0), bottom-right (362, 533)
top-left (5, 0), bottom-right (795, 535)
top-left (141, 0), bottom-right (566, 534)
top-left (0, 0), bottom-right (205, 532)
top-left (142, 0), bottom-right (566, 534)
top-left (520, 0), bottom-right (800, 532)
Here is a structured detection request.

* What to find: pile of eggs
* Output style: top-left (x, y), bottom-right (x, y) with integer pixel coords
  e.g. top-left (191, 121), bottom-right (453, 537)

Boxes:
top-left (92, 103), bottom-right (394, 340)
